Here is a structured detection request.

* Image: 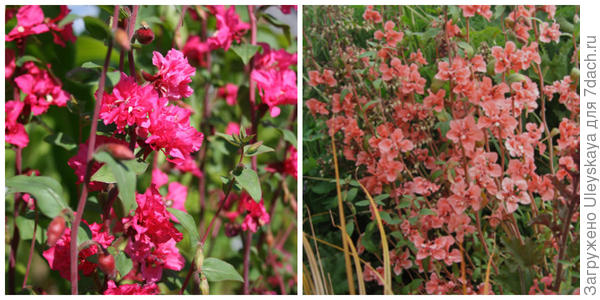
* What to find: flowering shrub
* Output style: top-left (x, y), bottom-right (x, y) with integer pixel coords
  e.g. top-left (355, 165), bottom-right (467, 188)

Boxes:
top-left (6, 5), bottom-right (297, 295)
top-left (303, 5), bottom-right (579, 295)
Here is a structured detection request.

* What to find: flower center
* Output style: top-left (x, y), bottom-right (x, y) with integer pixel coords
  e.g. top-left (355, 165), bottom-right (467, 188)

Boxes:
top-left (17, 26), bottom-right (25, 33)
top-left (46, 94), bottom-right (54, 103)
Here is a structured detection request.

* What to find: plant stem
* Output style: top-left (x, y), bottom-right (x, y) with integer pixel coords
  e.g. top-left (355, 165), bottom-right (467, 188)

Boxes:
top-left (172, 5), bottom-right (188, 49)
top-left (242, 230), bottom-right (253, 294)
top-left (22, 202), bottom-right (39, 290)
top-left (70, 6), bottom-right (118, 294)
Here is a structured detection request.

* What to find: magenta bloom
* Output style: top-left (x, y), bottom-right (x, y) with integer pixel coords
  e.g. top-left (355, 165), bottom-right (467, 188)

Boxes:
top-left (150, 49), bottom-right (196, 100)
top-left (241, 195), bottom-right (271, 232)
top-left (207, 6), bottom-right (250, 50)
top-left (42, 221), bottom-right (114, 280)
top-left (251, 43), bottom-right (297, 117)
top-left (252, 69), bottom-right (297, 117)
top-left (46, 6), bottom-right (77, 47)
top-left (6, 49), bottom-right (16, 79)
top-left (280, 5), bottom-right (297, 14)
top-left (141, 103), bottom-right (204, 165)
top-left (5, 100), bottom-right (29, 148)
top-left (5, 5), bottom-right (49, 42)
top-left (182, 35), bottom-right (209, 67)
top-left (104, 281), bottom-right (159, 295)
top-left (225, 122), bottom-right (241, 135)
top-left (99, 73), bottom-right (158, 133)
top-left (218, 83), bottom-right (239, 106)
top-left (14, 62), bottom-right (69, 116)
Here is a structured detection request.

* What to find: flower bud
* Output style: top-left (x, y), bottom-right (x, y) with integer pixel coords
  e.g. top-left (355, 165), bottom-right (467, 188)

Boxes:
top-left (135, 24), bottom-right (154, 45)
top-left (200, 273), bottom-right (209, 295)
top-left (115, 28), bottom-right (130, 51)
top-left (98, 143), bottom-right (135, 160)
top-left (507, 73), bottom-right (528, 85)
top-left (194, 247), bottom-right (204, 272)
top-left (570, 67), bottom-right (580, 83)
top-left (224, 222), bottom-right (241, 237)
top-left (98, 251), bottom-right (116, 277)
top-left (246, 141), bottom-right (263, 155)
top-left (46, 215), bottom-right (66, 247)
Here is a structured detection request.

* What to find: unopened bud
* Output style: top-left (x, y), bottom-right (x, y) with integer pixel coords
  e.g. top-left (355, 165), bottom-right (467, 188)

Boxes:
top-left (266, 231), bottom-right (274, 247)
top-left (98, 251), bottom-right (116, 277)
top-left (570, 67), bottom-right (580, 83)
top-left (135, 24), bottom-right (154, 45)
top-left (246, 141), bottom-right (263, 154)
top-left (224, 223), bottom-right (241, 237)
top-left (507, 73), bottom-right (528, 85)
top-left (194, 247), bottom-right (204, 272)
top-left (115, 28), bottom-right (130, 51)
top-left (200, 273), bottom-right (209, 295)
top-left (46, 215), bottom-right (66, 247)
top-left (98, 143), bottom-right (135, 160)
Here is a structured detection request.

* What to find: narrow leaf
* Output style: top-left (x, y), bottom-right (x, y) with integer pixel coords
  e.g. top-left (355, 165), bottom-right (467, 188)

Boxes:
top-left (167, 208), bottom-right (200, 245)
top-left (6, 175), bottom-right (68, 218)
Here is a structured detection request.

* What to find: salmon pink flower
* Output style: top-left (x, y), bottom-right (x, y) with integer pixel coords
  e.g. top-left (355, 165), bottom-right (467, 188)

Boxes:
top-left (363, 6), bottom-right (382, 23)
top-left (460, 5), bottom-right (492, 20)
top-left (447, 115), bottom-right (484, 151)
top-left (423, 89), bottom-right (445, 112)
top-left (305, 98), bottom-right (329, 116)
top-left (539, 22), bottom-right (560, 43)
top-left (498, 177), bottom-right (531, 213)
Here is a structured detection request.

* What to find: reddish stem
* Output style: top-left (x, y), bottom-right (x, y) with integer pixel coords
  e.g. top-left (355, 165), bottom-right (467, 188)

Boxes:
top-left (70, 6), bottom-right (118, 294)
top-left (22, 202), bottom-right (39, 290)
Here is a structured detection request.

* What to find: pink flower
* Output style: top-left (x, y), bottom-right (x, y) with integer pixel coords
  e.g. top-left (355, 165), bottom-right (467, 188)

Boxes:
top-left (240, 194), bottom-right (270, 232)
top-left (175, 155), bottom-right (204, 178)
top-left (100, 73), bottom-right (157, 133)
top-left (423, 89), bottom-right (445, 112)
top-left (182, 35), bottom-right (210, 67)
top-left (218, 83), bottom-right (239, 106)
top-left (148, 49), bottom-right (196, 100)
top-left (539, 22), bottom-right (560, 43)
top-left (6, 49), bottom-right (16, 79)
top-left (68, 135), bottom-right (129, 191)
top-left (251, 69), bottom-right (297, 117)
top-left (305, 98), bottom-right (329, 116)
top-left (46, 6), bottom-right (77, 47)
top-left (14, 62), bottom-right (70, 116)
top-left (225, 122), bottom-right (241, 135)
top-left (5, 6), bottom-right (49, 42)
top-left (447, 115), bottom-right (484, 151)
top-left (207, 6), bottom-right (250, 50)
top-left (165, 182), bottom-right (188, 222)
top-left (284, 146), bottom-right (298, 179)
top-left (459, 5), bottom-right (492, 20)
top-left (42, 221), bottom-right (114, 280)
top-left (5, 100), bottom-right (29, 148)
top-left (279, 5), bottom-right (296, 14)
top-left (141, 102), bottom-right (204, 165)
top-left (152, 168), bottom-right (169, 187)
top-left (104, 281), bottom-right (159, 295)
top-left (498, 177), bottom-right (531, 213)
top-left (126, 187), bottom-right (183, 245)
top-left (363, 6), bottom-right (382, 23)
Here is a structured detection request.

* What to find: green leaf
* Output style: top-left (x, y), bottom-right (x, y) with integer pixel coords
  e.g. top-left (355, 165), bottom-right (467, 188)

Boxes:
top-left (84, 16), bottom-right (111, 41)
top-left (15, 55), bottom-right (41, 67)
top-left (372, 79), bottom-right (383, 91)
top-left (16, 214), bottom-right (43, 243)
top-left (201, 258), bottom-right (243, 282)
top-left (231, 44), bottom-right (261, 65)
top-left (233, 167), bottom-right (262, 202)
top-left (340, 88), bottom-right (351, 101)
top-left (90, 159), bottom-right (148, 183)
top-left (261, 13), bottom-right (292, 45)
top-left (419, 208), bottom-right (436, 216)
top-left (359, 51), bottom-right (376, 58)
top-left (77, 222), bottom-right (93, 244)
top-left (58, 13), bottom-right (80, 27)
top-left (44, 132), bottom-right (77, 151)
top-left (93, 151), bottom-right (137, 215)
top-left (6, 175), bottom-right (68, 218)
top-left (167, 208), bottom-right (200, 245)
top-left (81, 61), bottom-right (103, 69)
top-left (243, 144), bottom-right (275, 157)
top-left (115, 252), bottom-right (133, 277)
top-left (278, 128), bottom-right (297, 147)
